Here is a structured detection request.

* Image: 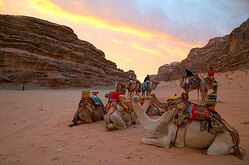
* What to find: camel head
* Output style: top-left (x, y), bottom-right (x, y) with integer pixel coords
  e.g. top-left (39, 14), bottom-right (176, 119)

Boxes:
top-left (152, 80), bottom-right (160, 89)
top-left (105, 93), bottom-right (110, 99)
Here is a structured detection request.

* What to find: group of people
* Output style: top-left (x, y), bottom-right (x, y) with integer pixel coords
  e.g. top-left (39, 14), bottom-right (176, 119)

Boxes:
top-left (185, 66), bottom-right (215, 85)
top-left (129, 74), bottom-right (151, 84)
top-left (129, 66), bottom-right (215, 87)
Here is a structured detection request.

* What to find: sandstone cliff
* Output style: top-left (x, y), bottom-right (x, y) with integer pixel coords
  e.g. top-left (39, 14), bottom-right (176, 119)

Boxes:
top-left (155, 18), bottom-right (249, 81)
top-left (0, 14), bottom-right (133, 89)
top-left (153, 62), bottom-right (180, 81)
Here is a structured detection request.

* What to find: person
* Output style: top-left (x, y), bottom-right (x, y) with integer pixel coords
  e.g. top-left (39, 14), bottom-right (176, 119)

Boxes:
top-left (185, 69), bottom-right (194, 84)
top-left (129, 75), bottom-right (134, 83)
top-left (207, 66), bottom-right (215, 78)
top-left (144, 74), bottom-right (150, 83)
top-left (207, 66), bottom-right (215, 83)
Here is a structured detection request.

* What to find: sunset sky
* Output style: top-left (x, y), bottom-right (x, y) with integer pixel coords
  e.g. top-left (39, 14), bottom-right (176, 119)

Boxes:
top-left (1, 0), bottom-right (249, 80)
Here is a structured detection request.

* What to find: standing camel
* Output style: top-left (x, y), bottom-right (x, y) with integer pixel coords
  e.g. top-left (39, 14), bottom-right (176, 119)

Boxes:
top-left (203, 78), bottom-right (218, 95)
top-left (180, 75), bottom-right (207, 104)
top-left (126, 80), bottom-right (140, 98)
top-left (142, 80), bottom-right (160, 96)
top-left (115, 82), bottom-right (126, 95)
top-left (135, 79), bottom-right (141, 94)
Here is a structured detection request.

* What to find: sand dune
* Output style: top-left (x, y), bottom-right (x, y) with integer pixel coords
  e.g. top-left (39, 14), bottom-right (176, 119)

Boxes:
top-left (0, 70), bottom-right (249, 165)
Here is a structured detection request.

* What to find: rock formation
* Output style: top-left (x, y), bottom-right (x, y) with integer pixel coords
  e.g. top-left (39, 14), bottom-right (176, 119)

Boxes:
top-left (0, 14), bottom-right (134, 89)
top-left (154, 18), bottom-right (249, 81)
top-left (153, 62), bottom-right (180, 81)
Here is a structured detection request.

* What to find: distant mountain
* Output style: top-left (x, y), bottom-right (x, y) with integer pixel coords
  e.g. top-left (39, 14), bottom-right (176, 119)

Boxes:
top-left (0, 14), bottom-right (134, 89)
top-left (154, 18), bottom-right (249, 81)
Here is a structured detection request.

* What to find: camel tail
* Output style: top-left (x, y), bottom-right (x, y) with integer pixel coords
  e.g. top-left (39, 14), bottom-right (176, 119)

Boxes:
top-left (234, 145), bottom-right (246, 160)
top-left (68, 123), bottom-right (78, 127)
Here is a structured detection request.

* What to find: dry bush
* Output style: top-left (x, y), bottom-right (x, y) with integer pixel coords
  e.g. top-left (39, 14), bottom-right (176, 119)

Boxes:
top-left (245, 70), bottom-right (248, 75)
top-left (225, 73), bottom-right (228, 77)
top-left (240, 86), bottom-right (243, 88)
top-left (229, 81), bottom-right (231, 84)
top-left (229, 78), bottom-right (233, 80)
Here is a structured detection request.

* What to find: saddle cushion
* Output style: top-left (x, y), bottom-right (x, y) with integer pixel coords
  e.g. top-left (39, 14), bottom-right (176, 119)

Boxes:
top-left (142, 82), bottom-right (147, 90)
top-left (91, 95), bottom-right (103, 106)
top-left (189, 104), bottom-right (209, 120)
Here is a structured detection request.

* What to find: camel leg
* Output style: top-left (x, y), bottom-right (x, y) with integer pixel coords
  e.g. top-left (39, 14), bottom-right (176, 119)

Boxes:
top-left (206, 132), bottom-right (235, 156)
top-left (79, 113), bottom-right (93, 124)
top-left (141, 136), bottom-right (170, 148)
top-left (145, 133), bottom-right (158, 139)
top-left (109, 115), bottom-right (126, 130)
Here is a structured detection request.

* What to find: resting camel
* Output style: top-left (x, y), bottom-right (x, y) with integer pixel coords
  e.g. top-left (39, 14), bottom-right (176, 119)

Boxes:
top-left (142, 80), bottom-right (160, 96)
top-left (68, 98), bottom-right (105, 127)
top-left (180, 75), bottom-right (207, 104)
top-left (203, 77), bottom-right (218, 95)
top-left (104, 94), bottom-right (139, 130)
top-left (137, 93), bottom-right (160, 116)
top-left (132, 96), bottom-right (245, 159)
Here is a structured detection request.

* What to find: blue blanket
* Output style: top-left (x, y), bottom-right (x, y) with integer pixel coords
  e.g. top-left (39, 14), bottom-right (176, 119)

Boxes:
top-left (91, 95), bottom-right (103, 105)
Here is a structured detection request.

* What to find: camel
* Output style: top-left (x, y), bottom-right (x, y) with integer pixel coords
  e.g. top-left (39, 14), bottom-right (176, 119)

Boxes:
top-left (126, 81), bottom-right (137, 98)
top-left (132, 96), bottom-right (245, 159)
top-left (115, 82), bottom-right (126, 95)
top-left (104, 94), bottom-right (141, 130)
top-left (142, 80), bottom-right (160, 96)
top-left (135, 79), bottom-right (142, 94)
top-left (203, 77), bottom-right (218, 95)
top-left (137, 93), bottom-right (160, 116)
top-left (68, 98), bottom-right (105, 127)
top-left (150, 94), bottom-right (177, 112)
top-left (180, 75), bottom-right (207, 104)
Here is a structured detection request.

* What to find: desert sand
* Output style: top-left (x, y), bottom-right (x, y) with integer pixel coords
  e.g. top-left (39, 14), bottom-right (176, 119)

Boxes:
top-left (0, 70), bottom-right (249, 165)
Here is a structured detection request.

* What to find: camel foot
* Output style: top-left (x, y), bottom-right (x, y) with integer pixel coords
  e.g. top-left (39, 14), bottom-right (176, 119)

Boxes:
top-left (68, 123), bottom-right (78, 128)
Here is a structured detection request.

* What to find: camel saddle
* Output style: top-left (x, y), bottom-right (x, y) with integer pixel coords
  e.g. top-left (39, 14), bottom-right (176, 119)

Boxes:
top-left (184, 76), bottom-right (201, 88)
top-left (142, 81), bottom-right (151, 90)
top-left (119, 96), bottom-right (134, 113)
top-left (172, 93), bottom-right (224, 134)
top-left (91, 93), bottom-right (103, 107)
top-left (206, 77), bottom-right (218, 87)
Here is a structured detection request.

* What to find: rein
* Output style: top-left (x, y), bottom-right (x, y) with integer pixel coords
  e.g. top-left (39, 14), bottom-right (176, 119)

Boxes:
top-left (106, 100), bottom-right (119, 117)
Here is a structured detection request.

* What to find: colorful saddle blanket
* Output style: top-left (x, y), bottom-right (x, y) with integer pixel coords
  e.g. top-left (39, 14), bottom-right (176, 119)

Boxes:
top-left (174, 100), bottom-right (210, 121)
top-left (142, 81), bottom-right (152, 90)
top-left (207, 77), bottom-right (217, 86)
top-left (189, 77), bottom-right (201, 84)
top-left (91, 95), bottom-right (103, 106)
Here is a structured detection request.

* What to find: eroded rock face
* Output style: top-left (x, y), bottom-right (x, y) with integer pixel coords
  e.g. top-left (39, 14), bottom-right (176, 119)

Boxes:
top-left (154, 18), bottom-right (249, 81)
top-left (0, 14), bottom-right (133, 88)
top-left (153, 62), bottom-right (180, 81)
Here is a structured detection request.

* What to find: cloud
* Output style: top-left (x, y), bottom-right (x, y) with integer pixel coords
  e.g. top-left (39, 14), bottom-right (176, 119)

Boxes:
top-left (127, 41), bottom-right (161, 56)
top-left (49, 0), bottom-right (249, 46)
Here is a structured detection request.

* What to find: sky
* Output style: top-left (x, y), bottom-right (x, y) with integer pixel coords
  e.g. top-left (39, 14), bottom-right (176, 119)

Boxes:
top-left (1, 0), bottom-right (249, 81)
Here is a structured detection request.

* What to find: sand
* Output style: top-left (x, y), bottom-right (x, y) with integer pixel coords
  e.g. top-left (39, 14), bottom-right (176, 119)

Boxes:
top-left (0, 70), bottom-right (249, 165)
